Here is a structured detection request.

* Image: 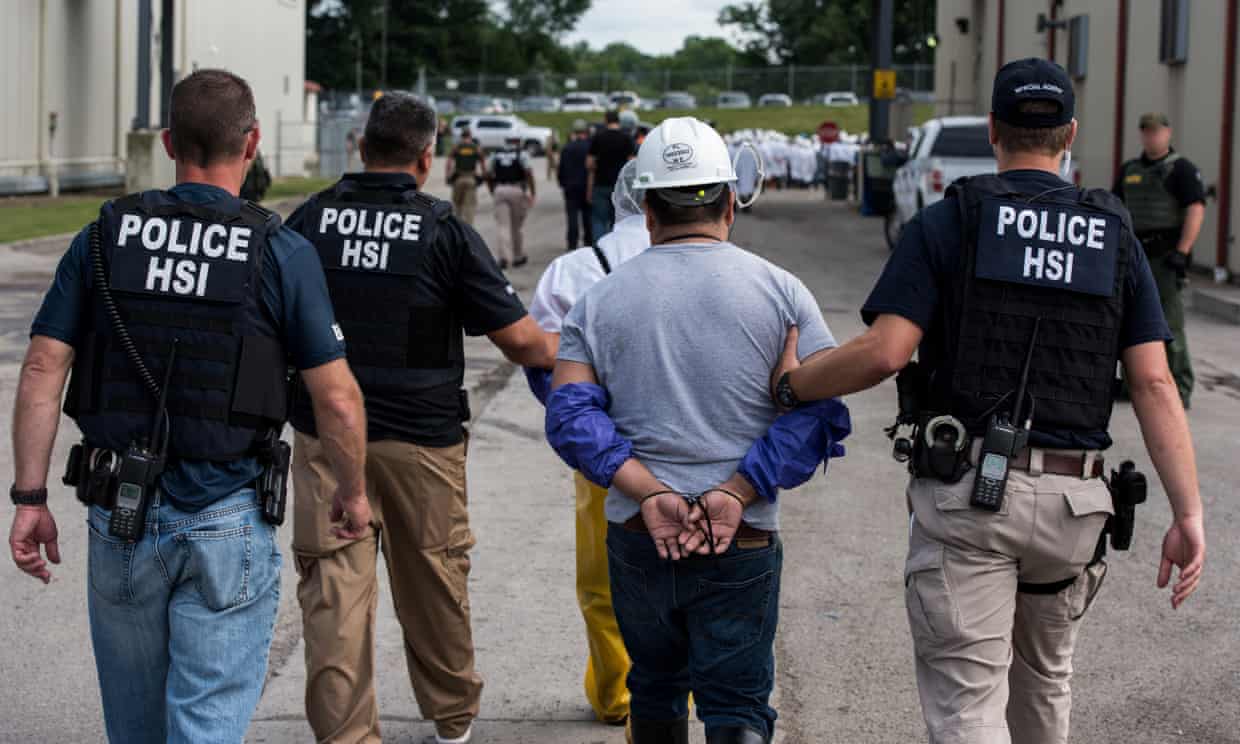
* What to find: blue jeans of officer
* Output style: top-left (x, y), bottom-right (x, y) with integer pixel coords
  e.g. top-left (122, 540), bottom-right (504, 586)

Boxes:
top-left (607, 524), bottom-right (782, 739)
top-left (591, 185), bottom-right (616, 243)
top-left (87, 488), bottom-right (281, 744)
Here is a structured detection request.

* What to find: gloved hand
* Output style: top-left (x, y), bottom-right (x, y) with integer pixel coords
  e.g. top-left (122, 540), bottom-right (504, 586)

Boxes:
top-left (1164, 251), bottom-right (1190, 283)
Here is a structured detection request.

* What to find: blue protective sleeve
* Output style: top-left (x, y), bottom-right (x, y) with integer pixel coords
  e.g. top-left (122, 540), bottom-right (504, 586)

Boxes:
top-left (739, 399), bottom-right (853, 503)
top-left (545, 382), bottom-right (634, 487)
top-left (524, 367), bottom-right (554, 406)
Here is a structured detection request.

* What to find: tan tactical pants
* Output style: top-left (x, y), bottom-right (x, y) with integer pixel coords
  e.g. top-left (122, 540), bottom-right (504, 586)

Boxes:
top-left (292, 432), bottom-right (482, 743)
top-left (451, 178), bottom-right (478, 226)
top-left (904, 456), bottom-right (1112, 744)
top-left (492, 184), bottom-right (529, 263)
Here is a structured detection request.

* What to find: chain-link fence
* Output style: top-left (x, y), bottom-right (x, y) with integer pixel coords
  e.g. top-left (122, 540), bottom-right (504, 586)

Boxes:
top-left (319, 63), bottom-right (934, 109)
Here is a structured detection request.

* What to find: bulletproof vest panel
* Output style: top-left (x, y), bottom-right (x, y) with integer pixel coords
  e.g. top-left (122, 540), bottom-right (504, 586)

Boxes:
top-left (936, 175), bottom-right (1132, 435)
top-left (452, 144), bottom-right (481, 173)
top-left (1120, 154), bottom-right (1183, 235)
top-left (492, 149), bottom-right (526, 184)
top-left (66, 191), bottom-right (289, 460)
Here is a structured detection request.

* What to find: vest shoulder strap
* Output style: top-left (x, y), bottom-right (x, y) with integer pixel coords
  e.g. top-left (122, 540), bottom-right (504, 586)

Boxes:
top-left (592, 244), bottom-right (612, 274)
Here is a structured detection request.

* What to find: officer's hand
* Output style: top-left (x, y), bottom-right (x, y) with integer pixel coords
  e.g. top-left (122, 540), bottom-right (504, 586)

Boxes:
top-left (641, 492), bottom-right (692, 561)
top-left (9, 505), bottom-right (60, 584)
top-left (329, 488), bottom-right (374, 541)
top-left (1158, 515), bottom-right (1205, 609)
top-left (683, 490), bottom-right (746, 555)
top-left (769, 325), bottom-right (800, 409)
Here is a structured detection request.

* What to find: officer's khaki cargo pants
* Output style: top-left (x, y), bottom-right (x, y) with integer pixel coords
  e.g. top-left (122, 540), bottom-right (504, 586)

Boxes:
top-left (492, 184), bottom-right (529, 264)
top-left (451, 178), bottom-right (478, 226)
top-left (292, 432), bottom-right (483, 743)
top-left (904, 459), bottom-right (1112, 744)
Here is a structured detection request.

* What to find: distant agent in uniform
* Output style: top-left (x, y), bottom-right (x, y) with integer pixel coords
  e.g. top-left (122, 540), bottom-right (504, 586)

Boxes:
top-left (487, 134), bottom-right (537, 269)
top-left (446, 128), bottom-right (485, 226)
top-left (1114, 112), bottom-right (1206, 408)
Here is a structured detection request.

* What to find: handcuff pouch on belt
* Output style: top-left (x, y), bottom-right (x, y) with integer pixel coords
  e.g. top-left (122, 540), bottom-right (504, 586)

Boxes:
top-left (886, 362), bottom-right (973, 484)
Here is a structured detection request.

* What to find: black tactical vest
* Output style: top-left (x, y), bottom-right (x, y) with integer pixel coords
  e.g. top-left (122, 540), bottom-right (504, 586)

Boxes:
top-left (290, 181), bottom-right (459, 433)
top-left (452, 143), bottom-right (482, 175)
top-left (65, 191), bottom-right (289, 460)
top-left (492, 149), bottom-right (526, 185)
top-left (932, 174), bottom-right (1134, 435)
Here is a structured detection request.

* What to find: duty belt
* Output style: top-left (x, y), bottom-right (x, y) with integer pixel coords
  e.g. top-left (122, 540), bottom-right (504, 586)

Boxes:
top-left (969, 442), bottom-right (1105, 479)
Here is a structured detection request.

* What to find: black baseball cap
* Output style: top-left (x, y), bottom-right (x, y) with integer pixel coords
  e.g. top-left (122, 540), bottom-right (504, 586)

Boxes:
top-left (991, 58), bottom-right (1075, 128)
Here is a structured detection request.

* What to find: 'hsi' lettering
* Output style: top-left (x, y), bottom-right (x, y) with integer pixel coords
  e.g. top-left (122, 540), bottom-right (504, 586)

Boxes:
top-left (995, 204), bottom-right (1107, 250)
top-left (341, 239), bottom-right (390, 270)
top-left (117, 214), bottom-right (250, 261)
top-left (145, 257), bottom-right (211, 297)
top-left (1023, 245), bottom-right (1075, 285)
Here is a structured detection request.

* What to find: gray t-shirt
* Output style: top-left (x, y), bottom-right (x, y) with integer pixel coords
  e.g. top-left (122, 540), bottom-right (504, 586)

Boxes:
top-left (558, 241), bottom-right (836, 531)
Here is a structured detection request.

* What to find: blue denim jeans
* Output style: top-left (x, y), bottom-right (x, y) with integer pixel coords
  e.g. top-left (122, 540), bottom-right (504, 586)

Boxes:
top-left (606, 524), bottom-right (782, 739)
top-left (87, 488), bottom-right (281, 744)
top-left (591, 185), bottom-right (616, 243)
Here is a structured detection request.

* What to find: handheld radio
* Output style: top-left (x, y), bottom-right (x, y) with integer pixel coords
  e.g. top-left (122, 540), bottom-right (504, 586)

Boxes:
top-left (970, 319), bottom-right (1040, 511)
top-left (108, 342), bottom-right (176, 541)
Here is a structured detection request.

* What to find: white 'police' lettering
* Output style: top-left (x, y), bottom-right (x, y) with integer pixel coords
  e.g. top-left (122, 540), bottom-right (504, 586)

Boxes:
top-left (996, 205), bottom-right (1108, 250)
top-left (318, 206), bottom-right (421, 242)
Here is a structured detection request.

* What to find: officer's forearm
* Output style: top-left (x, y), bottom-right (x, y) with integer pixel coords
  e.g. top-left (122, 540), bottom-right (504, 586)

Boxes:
top-left (1126, 347), bottom-right (1202, 522)
top-left (1177, 203), bottom-right (1205, 254)
top-left (488, 316), bottom-right (558, 369)
top-left (12, 338), bottom-right (73, 491)
top-left (789, 319), bottom-right (917, 402)
top-left (304, 362), bottom-right (367, 495)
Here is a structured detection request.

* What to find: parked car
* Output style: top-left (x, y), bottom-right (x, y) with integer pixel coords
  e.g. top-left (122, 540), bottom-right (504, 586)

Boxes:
top-left (659, 91), bottom-right (697, 110)
top-left (716, 91), bottom-right (752, 109)
top-left (561, 92), bottom-right (607, 112)
top-left (450, 115), bottom-right (553, 155)
top-left (459, 95), bottom-right (497, 114)
top-left (609, 90), bottom-right (641, 110)
top-left (886, 116), bottom-right (995, 248)
top-left (516, 96), bottom-right (561, 112)
top-left (758, 93), bottom-right (793, 107)
top-left (825, 91), bottom-right (861, 106)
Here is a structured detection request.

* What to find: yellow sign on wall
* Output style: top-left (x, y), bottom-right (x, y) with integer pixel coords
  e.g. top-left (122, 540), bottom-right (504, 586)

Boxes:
top-left (873, 69), bottom-right (897, 100)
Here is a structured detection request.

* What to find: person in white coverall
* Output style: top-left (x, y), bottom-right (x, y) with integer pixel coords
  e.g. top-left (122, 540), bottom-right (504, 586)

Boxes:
top-left (527, 160), bottom-right (650, 728)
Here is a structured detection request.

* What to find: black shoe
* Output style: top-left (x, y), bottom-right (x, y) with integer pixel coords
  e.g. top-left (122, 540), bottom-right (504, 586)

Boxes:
top-left (513, 256), bottom-right (529, 267)
top-left (629, 717), bottom-right (688, 744)
top-left (705, 725), bottom-right (768, 744)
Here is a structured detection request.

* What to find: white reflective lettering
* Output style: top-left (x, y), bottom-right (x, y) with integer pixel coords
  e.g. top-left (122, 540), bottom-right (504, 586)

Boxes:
top-left (166, 220), bottom-right (188, 254)
top-left (1038, 211), bottom-right (1057, 242)
top-left (341, 239), bottom-right (361, 267)
top-left (1087, 218), bottom-right (1106, 250)
top-left (1065, 251), bottom-right (1075, 284)
top-left (145, 256), bottom-right (174, 291)
top-left (187, 221), bottom-right (203, 256)
top-left (361, 240), bottom-right (382, 269)
top-left (117, 214), bottom-right (143, 247)
top-left (402, 214), bottom-right (422, 241)
top-left (141, 218), bottom-right (169, 251)
top-left (1045, 249), bottom-right (1065, 281)
top-left (1067, 215), bottom-right (1087, 245)
top-left (195, 262), bottom-right (210, 296)
top-left (384, 212), bottom-right (403, 239)
top-left (379, 242), bottom-right (390, 270)
top-left (227, 227), bottom-right (251, 262)
top-left (996, 205), bottom-right (1017, 236)
top-left (1056, 212), bottom-right (1067, 243)
top-left (172, 259), bottom-right (197, 294)
top-left (202, 224), bottom-right (227, 258)
top-left (318, 207), bottom-right (339, 233)
top-left (338, 208), bottom-right (357, 234)
top-left (1017, 210), bottom-right (1038, 239)
top-left (1023, 245), bottom-right (1045, 279)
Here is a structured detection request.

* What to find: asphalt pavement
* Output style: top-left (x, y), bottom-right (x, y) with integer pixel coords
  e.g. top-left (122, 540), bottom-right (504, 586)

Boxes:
top-left (0, 171), bottom-right (1237, 743)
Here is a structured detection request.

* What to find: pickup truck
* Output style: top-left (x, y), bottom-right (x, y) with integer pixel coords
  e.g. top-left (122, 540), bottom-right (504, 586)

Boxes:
top-left (450, 115), bottom-right (554, 156)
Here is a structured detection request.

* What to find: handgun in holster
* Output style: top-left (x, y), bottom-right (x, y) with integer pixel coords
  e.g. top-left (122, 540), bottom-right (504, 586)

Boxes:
top-left (257, 430), bottom-right (292, 526)
top-left (1106, 460), bottom-right (1147, 551)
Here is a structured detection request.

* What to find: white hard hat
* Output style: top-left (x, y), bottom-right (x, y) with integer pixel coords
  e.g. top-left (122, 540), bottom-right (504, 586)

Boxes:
top-left (611, 160), bottom-right (645, 221)
top-left (634, 117), bottom-right (737, 195)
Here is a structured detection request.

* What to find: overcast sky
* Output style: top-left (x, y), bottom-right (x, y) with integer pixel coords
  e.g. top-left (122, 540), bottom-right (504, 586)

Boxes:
top-left (564, 0), bottom-right (737, 55)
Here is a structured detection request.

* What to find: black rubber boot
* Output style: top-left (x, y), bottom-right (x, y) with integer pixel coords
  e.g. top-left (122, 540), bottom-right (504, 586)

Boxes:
top-left (705, 725), bottom-right (769, 744)
top-left (628, 717), bottom-right (689, 744)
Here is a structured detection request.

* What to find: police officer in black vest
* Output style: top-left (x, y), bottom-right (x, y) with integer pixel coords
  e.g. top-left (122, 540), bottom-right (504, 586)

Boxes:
top-left (771, 59), bottom-right (1205, 744)
top-left (285, 93), bottom-right (557, 744)
top-left (8, 69), bottom-right (370, 743)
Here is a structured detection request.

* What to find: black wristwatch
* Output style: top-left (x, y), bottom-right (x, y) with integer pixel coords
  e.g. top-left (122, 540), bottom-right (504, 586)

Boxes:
top-left (10, 485), bottom-right (48, 506)
top-left (774, 372), bottom-right (800, 410)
